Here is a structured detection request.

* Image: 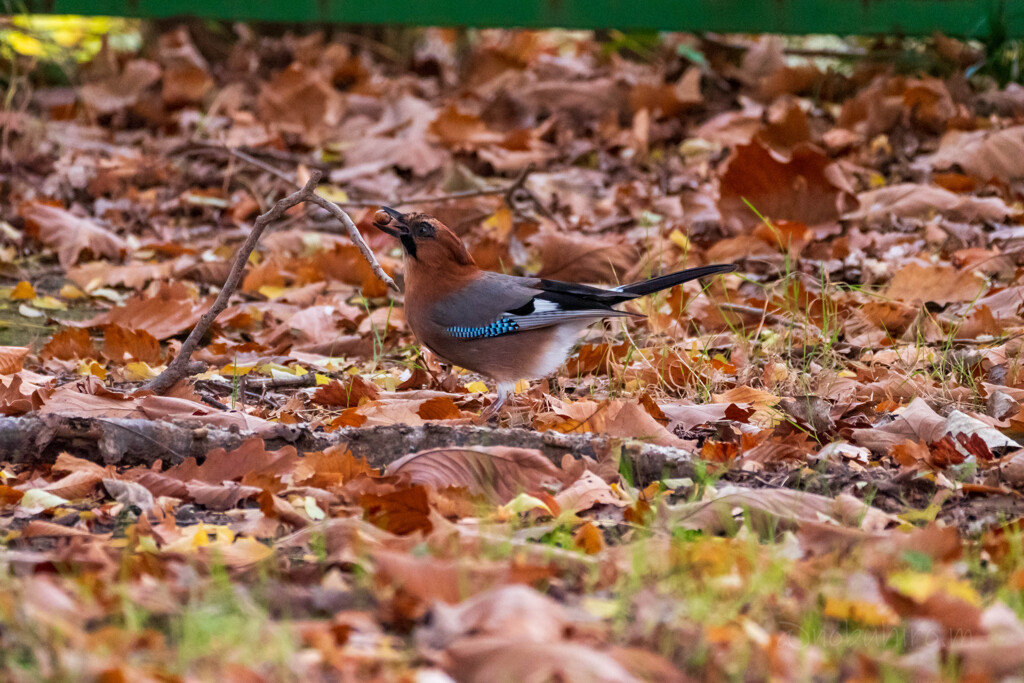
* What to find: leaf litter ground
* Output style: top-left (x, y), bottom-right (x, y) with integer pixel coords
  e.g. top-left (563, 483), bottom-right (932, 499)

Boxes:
top-left (4, 26), bottom-right (1024, 680)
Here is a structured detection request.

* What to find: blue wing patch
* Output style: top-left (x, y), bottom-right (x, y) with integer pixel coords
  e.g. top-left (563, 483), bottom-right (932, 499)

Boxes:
top-left (447, 318), bottom-right (520, 339)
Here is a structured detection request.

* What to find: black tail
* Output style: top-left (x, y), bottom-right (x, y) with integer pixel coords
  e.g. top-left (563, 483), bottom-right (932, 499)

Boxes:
top-left (616, 264), bottom-right (737, 297)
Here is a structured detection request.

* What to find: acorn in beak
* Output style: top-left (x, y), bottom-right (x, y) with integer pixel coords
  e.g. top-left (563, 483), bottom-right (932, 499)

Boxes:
top-left (372, 207), bottom-right (409, 238)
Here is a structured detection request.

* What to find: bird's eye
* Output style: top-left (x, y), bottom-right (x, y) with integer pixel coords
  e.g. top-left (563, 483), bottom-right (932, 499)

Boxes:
top-left (415, 222), bottom-right (434, 238)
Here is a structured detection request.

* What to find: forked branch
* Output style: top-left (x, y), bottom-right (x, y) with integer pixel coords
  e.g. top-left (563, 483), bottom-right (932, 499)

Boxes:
top-left (142, 169), bottom-right (396, 395)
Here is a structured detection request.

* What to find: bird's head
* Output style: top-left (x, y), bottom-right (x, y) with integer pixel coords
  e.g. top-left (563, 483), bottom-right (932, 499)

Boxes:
top-left (372, 207), bottom-right (475, 268)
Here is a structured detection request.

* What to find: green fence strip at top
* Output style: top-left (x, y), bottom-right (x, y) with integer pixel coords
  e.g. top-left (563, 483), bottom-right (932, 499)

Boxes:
top-left (8, 0), bottom-right (1024, 39)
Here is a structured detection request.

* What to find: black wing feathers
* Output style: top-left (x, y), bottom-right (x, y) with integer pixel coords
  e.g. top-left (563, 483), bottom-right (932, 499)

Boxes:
top-left (535, 279), bottom-right (630, 310)
top-left (615, 264), bottom-right (737, 297)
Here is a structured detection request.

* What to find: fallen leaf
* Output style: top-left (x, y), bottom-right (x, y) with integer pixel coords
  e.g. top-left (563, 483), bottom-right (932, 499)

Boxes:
top-left (387, 447), bottom-right (562, 504)
top-left (0, 346), bottom-right (29, 374)
top-left (79, 59), bottom-right (162, 114)
top-left (312, 375), bottom-right (380, 408)
top-left (360, 485), bottom-right (433, 535)
top-left (528, 231), bottom-right (639, 283)
top-left (848, 183), bottom-right (1016, 224)
top-left (373, 549), bottom-right (553, 604)
top-left (667, 485), bottom-right (897, 535)
top-left (718, 140), bottom-right (849, 231)
top-left (445, 636), bottom-right (639, 683)
top-left (21, 202), bottom-right (128, 269)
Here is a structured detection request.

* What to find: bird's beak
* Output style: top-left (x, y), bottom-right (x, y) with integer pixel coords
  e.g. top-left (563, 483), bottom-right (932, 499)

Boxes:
top-left (372, 206), bottom-right (409, 239)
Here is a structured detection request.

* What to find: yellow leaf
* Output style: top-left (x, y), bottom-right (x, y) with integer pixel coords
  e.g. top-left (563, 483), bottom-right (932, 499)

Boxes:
top-left (258, 285), bottom-right (289, 300)
top-left (31, 296), bottom-right (67, 311)
top-left (899, 504), bottom-right (942, 525)
top-left (315, 373), bottom-right (330, 386)
top-left (58, 283), bottom-right (85, 299)
top-left (669, 229), bottom-right (690, 251)
top-left (222, 363), bottom-right (255, 376)
top-left (887, 570), bottom-right (981, 606)
top-left (124, 362), bottom-right (159, 381)
top-left (581, 597), bottom-right (619, 619)
top-left (823, 596), bottom-right (900, 627)
top-left (259, 363), bottom-right (292, 376)
top-left (464, 381), bottom-right (489, 393)
top-left (10, 281), bottom-right (35, 300)
top-left (514, 379), bottom-right (529, 394)
top-left (8, 32), bottom-right (46, 57)
top-left (483, 206), bottom-right (514, 239)
top-left (501, 493), bottom-right (553, 516)
top-left (77, 360), bottom-right (107, 380)
top-left (136, 535), bottom-right (159, 554)
top-left (317, 186), bottom-right (349, 203)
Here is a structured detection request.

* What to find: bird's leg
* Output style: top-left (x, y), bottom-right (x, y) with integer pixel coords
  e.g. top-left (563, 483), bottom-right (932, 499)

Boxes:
top-left (479, 380), bottom-right (515, 422)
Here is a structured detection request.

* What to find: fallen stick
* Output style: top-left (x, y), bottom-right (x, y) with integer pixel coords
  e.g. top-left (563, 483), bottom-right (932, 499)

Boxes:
top-left (142, 170), bottom-right (396, 395)
top-left (0, 416), bottom-right (696, 487)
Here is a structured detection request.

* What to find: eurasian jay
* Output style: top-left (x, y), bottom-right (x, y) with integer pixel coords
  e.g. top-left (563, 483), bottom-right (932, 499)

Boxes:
top-left (373, 207), bottom-right (736, 416)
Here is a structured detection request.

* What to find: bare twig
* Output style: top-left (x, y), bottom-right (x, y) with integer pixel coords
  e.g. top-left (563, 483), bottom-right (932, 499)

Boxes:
top-left (717, 302), bottom-right (790, 326)
top-left (175, 142), bottom-right (332, 172)
top-left (226, 145), bottom-right (534, 210)
top-left (142, 170), bottom-right (397, 395)
top-left (228, 147), bottom-right (297, 185)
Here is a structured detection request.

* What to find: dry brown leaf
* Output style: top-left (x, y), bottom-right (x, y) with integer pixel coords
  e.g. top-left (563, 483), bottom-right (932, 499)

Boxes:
top-left (0, 346), bottom-right (29, 374)
top-left (542, 398), bottom-right (685, 448)
top-left (66, 260), bottom-right (176, 290)
top-left (360, 485), bottom-right (434, 536)
top-left (373, 549), bottom-right (553, 605)
top-left (162, 64), bottom-right (213, 107)
top-left (78, 282), bottom-right (209, 340)
top-left (849, 183), bottom-right (1016, 225)
top-left (884, 263), bottom-right (986, 305)
top-left (167, 438), bottom-right (299, 486)
top-left (21, 202), bottom-right (128, 269)
top-left (185, 481), bottom-right (263, 510)
top-left (429, 104), bottom-right (503, 149)
top-left (667, 485), bottom-right (897, 535)
top-left (257, 62), bottom-right (343, 146)
top-left (628, 67), bottom-right (703, 118)
top-left (922, 125), bottom-right (1024, 182)
top-left (415, 396), bottom-right (464, 420)
top-left (445, 636), bottom-right (638, 683)
top-left (39, 328), bottom-right (98, 361)
top-left (0, 374), bottom-right (49, 415)
top-left (418, 585), bottom-right (571, 649)
top-left (554, 471), bottom-right (625, 513)
top-left (35, 469), bottom-right (105, 500)
top-left (312, 376), bottom-right (380, 408)
top-left (294, 445), bottom-right (378, 489)
top-left (22, 521), bottom-right (97, 539)
top-left (386, 447), bottom-right (563, 504)
top-left (528, 231), bottom-right (638, 283)
top-left (102, 478), bottom-right (155, 511)
top-left (79, 59), bottom-right (162, 114)
top-left (101, 324), bottom-right (162, 365)
top-left (718, 140), bottom-right (849, 231)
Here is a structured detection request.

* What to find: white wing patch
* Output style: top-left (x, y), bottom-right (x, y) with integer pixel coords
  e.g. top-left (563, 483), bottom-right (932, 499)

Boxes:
top-left (508, 306), bottom-right (636, 332)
